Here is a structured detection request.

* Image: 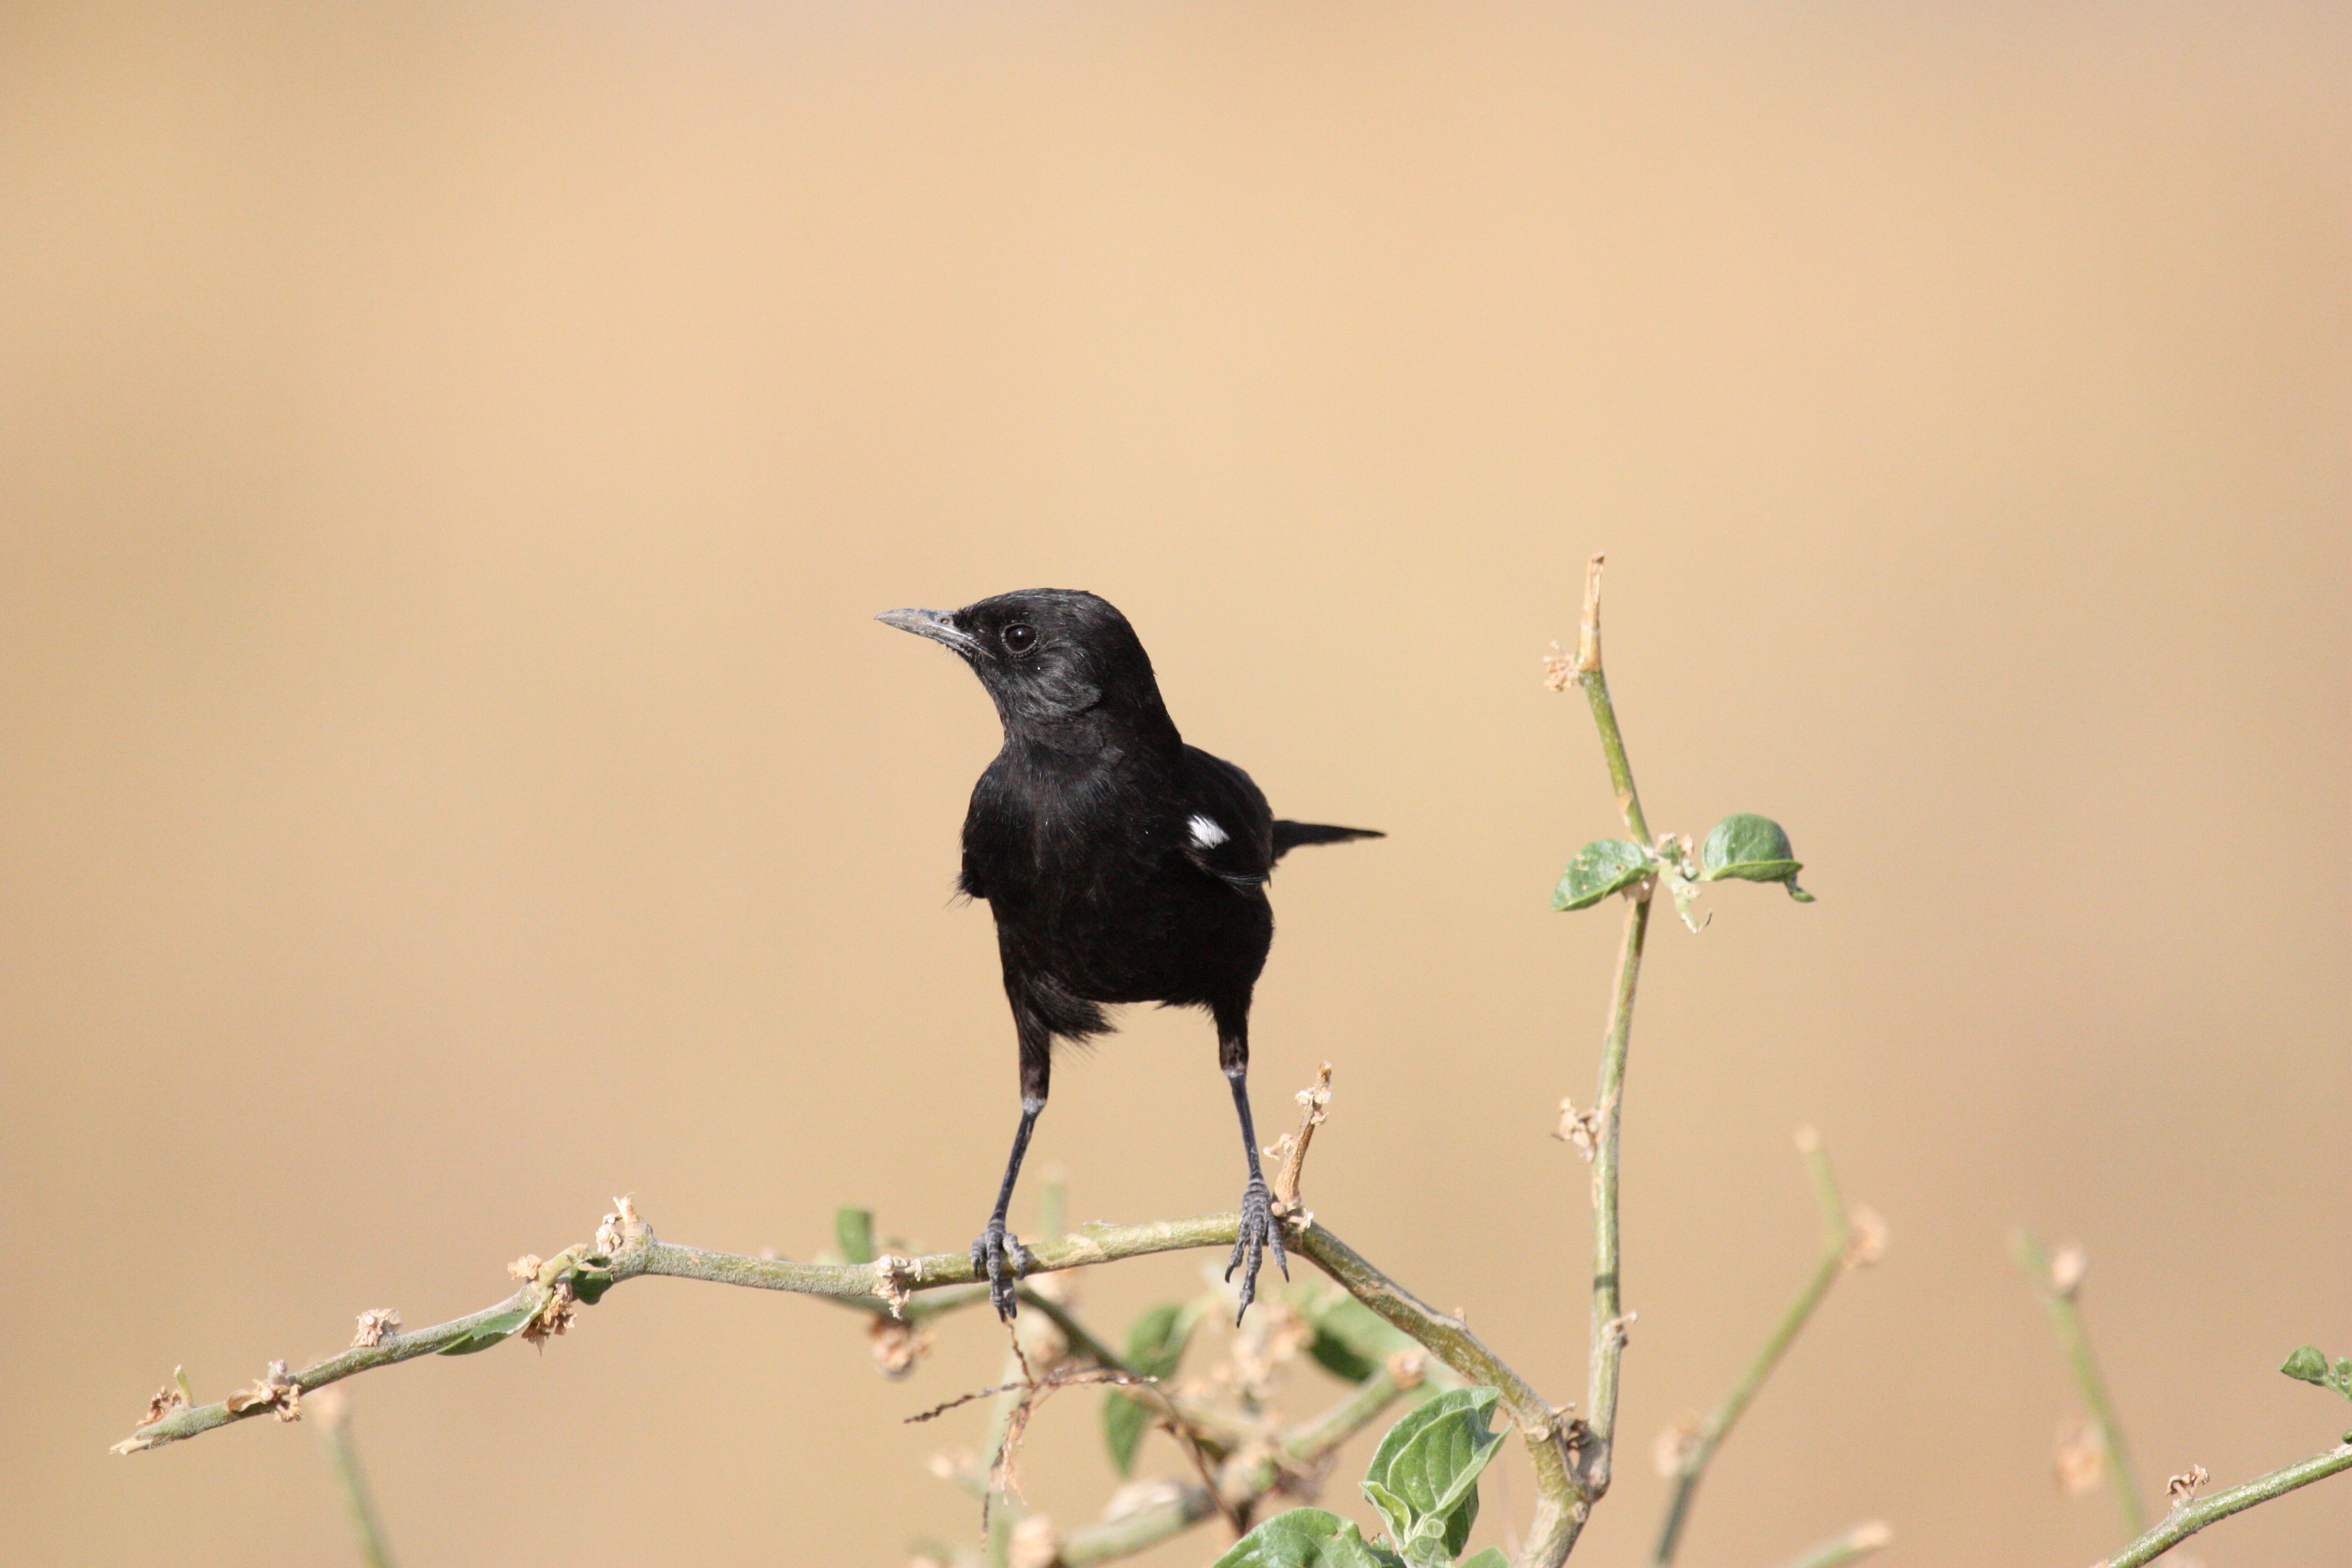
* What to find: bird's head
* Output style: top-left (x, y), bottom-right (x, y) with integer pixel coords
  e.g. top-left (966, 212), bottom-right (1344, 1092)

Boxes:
top-left (877, 589), bottom-right (1171, 744)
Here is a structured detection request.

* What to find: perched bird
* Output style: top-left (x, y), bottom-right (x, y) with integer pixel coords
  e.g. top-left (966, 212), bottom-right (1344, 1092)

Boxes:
top-left (877, 589), bottom-right (1380, 1321)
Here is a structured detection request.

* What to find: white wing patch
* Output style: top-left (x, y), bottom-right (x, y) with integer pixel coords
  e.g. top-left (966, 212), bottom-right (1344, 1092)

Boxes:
top-left (1187, 814), bottom-right (1229, 849)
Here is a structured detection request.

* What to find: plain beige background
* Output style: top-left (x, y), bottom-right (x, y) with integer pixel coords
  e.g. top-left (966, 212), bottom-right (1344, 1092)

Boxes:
top-left (3, 4), bottom-right (2345, 1565)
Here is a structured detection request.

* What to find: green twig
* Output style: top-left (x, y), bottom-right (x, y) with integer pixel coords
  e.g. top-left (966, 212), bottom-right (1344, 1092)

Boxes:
top-left (1287, 1221), bottom-right (1580, 1564)
top-left (1770, 1520), bottom-right (1891, 1568)
top-left (1654, 1129), bottom-right (1861, 1564)
top-left (2012, 1231), bottom-right (2148, 1538)
top-left (1557, 552), bottom-right (1656, 1553)
top-left (112, 1213), bottom-right (1243, 1455)
top-left (311, 1392), bottom-right (395, 1568)
top-left (2097, 1445), bottom-right (2352, 1567)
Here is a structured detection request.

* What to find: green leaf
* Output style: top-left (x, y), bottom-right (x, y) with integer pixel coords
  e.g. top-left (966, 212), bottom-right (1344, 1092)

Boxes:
top-left (1460, 1552), bottom-right (1510, 1568)
top-left (1292, 1288), bottom-right (1418, 1384)
top-left (567, 1266), bottom-right (615, 1306)
top-left (1700, 813), bottom-right (1814, 901)
top-left (1211, 1508), bottom-right (1395, 1568)
top-left (2282, 1346), bottom-right (2332, 1385)
top-left (438, 1306), bottom-right (534, 1356)
top-left (1102, 1302), bottom-right (1199, 1474)
top-left (1104, 1391), bottom-right (1152, 1477)
top-left (834, 1207), bottom-right (876, 1265)
top-left (1360, 1386), bottom-right (1504, 1560)
top-left (1552, 839), bottom-right (1652, 911)
top-left (1359, 1477), bottom-right (1412, 1544)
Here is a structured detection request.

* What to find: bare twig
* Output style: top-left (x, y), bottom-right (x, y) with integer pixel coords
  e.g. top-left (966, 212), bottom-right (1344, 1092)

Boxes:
top-left (1771, 1520), bottom-right (1891, 1568)
top-left (1267, 1061), bottom-right (1333, 1213)
top-left (2013, 1231), bottom-right (2149, 1539)
top-left (1654, 1129), bottom-right (1875, 1564)
top-left (2094, 1444), bottom-right (2352, 1568)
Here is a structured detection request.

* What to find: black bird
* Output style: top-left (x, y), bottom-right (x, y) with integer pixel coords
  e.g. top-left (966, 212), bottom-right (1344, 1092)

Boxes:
top-left (878, 589), bottom-right (1380, 1321)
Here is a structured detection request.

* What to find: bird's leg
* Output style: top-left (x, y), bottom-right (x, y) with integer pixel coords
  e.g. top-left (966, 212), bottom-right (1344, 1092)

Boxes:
top-left (972, 1016), bottom-right (1050, 1322)
top-left (971, 1098), bottom-right (1041, 1321)
top-left (1217, 1006), bottom-right (1288, 1322)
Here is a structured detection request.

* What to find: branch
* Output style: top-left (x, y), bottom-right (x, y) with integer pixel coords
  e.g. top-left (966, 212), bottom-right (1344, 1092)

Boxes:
top-left (2012, 1231), bottom-right (2148, 1538)
top-left (1289, 1220), bottom-right (1579, 1564)
top-left (1656, 1129), bottom-right (1876, 1564)
top-left (114, 1209), bottom-right (1241, 1455)
top-left (1556, 552), bottom-right (1657, 1553)
top-left (2094, 1445), bottom-right (2352, 1568)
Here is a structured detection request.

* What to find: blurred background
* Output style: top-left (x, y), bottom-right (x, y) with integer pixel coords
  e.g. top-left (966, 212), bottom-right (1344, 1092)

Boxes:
top-left (3, 3), bottom-right (2345, 1564)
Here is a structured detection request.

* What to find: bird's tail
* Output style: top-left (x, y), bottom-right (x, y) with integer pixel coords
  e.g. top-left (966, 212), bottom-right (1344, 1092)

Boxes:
top-left (1270, 820), bottom-right (1385, 860)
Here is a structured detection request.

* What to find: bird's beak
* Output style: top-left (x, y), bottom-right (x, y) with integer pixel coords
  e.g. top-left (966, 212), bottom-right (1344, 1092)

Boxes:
top-left (876, 607), bottom-right (982, 656)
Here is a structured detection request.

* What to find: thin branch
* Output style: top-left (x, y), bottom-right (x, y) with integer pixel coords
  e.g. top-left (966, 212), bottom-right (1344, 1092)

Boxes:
top-left (1287, 1221), bottom-right (1580, 1566)
top-left (2095, 1445), bottom-right (2352, 1568)
top-left (1059, 1482), bottom-right (1219, 1567)
top-left (1278, 1362), bottom-right (1415, 1463)
top-left (2012, 1231), bottom-right (2148, 1538)
top-left (1555, 552), bottom-right (1656, 1555)
top-left (1771, 1520), bottom-right (1891, 1568)
top-left (113, 1212), bottom-right (1242, 1455)
top-left (1655, 1129), bottom-right (1867, 1565)
top-left (310, 1391), bottom-right (395, 1568)
top-left (1574, 552), bottom-right (1653, 845)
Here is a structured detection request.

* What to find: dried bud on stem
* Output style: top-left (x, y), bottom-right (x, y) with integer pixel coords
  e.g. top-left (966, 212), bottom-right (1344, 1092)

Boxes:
top-left (224, 1361), bottom-right (302, 1423)
top-left (350, 1309), bottom-right (401, 1349)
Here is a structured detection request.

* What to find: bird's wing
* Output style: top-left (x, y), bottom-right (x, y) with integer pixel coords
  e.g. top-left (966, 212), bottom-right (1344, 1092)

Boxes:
top-left (1176, 747), bottom-right (1277, 893)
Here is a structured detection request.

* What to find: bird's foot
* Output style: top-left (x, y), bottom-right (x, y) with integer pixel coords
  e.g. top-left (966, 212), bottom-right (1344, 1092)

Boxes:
top-left (970, 1220), bottom-right (1032, 1322)
top-left (1224, 1175), bottom-right (1290, 1323)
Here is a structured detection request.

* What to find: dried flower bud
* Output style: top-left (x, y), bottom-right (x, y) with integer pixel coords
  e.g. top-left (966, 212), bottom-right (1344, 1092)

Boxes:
top-left (868, 1315), bottom-right (935, 1380)
top-left (1542, 641), bottom-right (1576, 692)
top-left (1845, 1206), bottom-right (1891, 1270)
top-left (1006, 1515), bottom-right (1059, 1568)
top-left (2167, 1464), bottom-right (2208, 1504)
top-left (1653, 1413), bottom-right (1703, 1478)
top-left (1554, 1096), bottom-right (1600, 1161)
top-left (520, 1281), bottom-right (576, 1347)
top-left (2049, 1245), bottom-right (2088, 1299)
top-left (224, 1360), bottom-right (302, 1423)
top-left (351, 1309), bottom-right (401, 1349)
top-left (2052, 1417), bottom-right (2104, 1496)
top-left (508, 1254), bottom-right (543, 1283)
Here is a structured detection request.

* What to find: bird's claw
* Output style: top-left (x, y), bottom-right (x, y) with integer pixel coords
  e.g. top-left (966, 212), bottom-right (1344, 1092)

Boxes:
top-left (971, 1221), bottom-right (1031, 1322)
top-left (1224, 1176), bottom-right (1289, 1322)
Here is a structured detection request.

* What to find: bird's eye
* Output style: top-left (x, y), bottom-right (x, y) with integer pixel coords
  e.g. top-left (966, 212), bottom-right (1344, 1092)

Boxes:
top-left (1001, 624), bottom-right (1037, 654)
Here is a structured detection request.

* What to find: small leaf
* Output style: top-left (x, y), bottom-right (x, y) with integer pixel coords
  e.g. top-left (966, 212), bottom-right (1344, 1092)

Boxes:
top-left (1211, 1507), bottom-right (1393, 1568)
top-left (1359, 1477), bottom-right (1413, 1544)
top-left (2282, 1346), bottom-right (2331, 1385)
top-left (567, 1266), bottom-right (615, 1306)
top-left (1360, 1387), bottom-right (1504, 1558)
top-left (438, 1306), bottom-right (535, 1356)
top-left (1551, 838), bottom-right (1652, 911)
top-left (1292, 1288), bottom-right (1417, 1384)
top-left (1103, 1302), bottom-right (1198, 1474)
top-left (1461, 1553), bottom-right (1510, 1568)
top-left (1103, 1392), bottom-right (1152, 1476)
top-left (1700, 814), bottom-right (1814, 901)
top-left (834, 1207), bottom-right (876, 1265)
